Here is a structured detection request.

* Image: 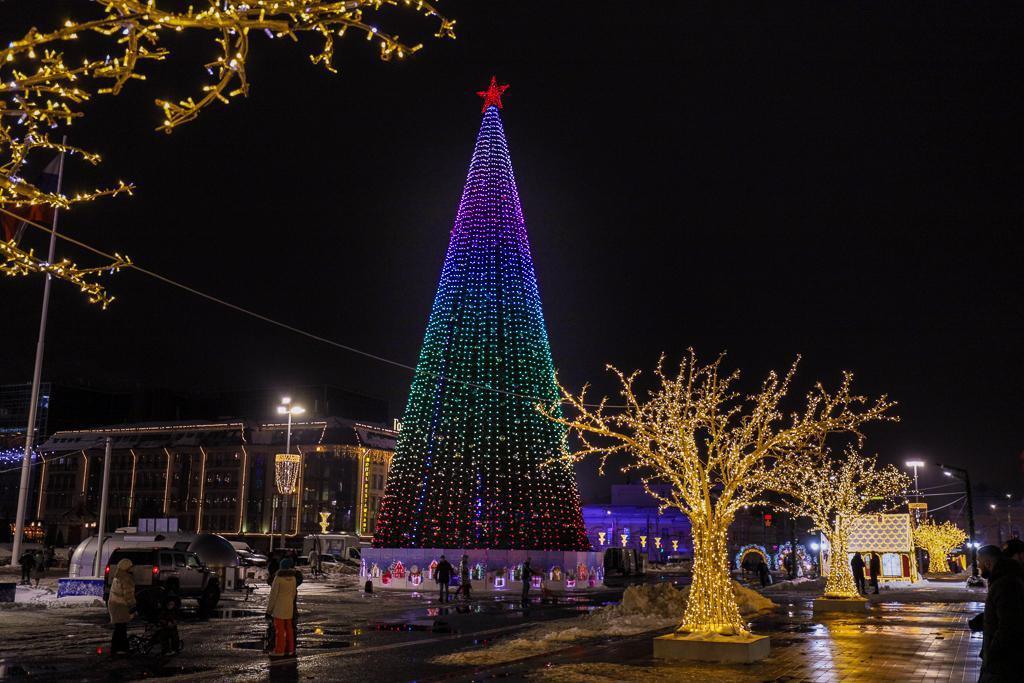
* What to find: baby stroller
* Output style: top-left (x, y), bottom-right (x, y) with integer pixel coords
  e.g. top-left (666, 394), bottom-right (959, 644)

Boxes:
top-left (128, 586), bottom-right (183, 656)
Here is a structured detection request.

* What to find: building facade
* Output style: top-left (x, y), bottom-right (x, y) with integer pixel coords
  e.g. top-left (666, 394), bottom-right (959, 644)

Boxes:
top-left (582, 484), bottom-right (693, 562)
top-left (30, 418), bottom-right (396, 550)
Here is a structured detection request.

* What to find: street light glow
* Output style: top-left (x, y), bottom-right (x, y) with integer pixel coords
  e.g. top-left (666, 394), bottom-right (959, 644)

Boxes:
top-left (905, 460), bottom-right (925, 468)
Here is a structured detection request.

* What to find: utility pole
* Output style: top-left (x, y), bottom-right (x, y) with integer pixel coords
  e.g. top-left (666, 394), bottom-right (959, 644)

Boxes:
top-left (93, 437), bottom-right (112, 577)
top-left (789, 515), bottom-right (798, 579)
top-left (939, 463), bottom-right (978, 577)
top-left (11, 143), bottom-right (66, 568)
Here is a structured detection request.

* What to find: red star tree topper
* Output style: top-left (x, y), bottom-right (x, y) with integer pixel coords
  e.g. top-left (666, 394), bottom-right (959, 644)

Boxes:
top-left (476, 76), bottom-right (509, 112)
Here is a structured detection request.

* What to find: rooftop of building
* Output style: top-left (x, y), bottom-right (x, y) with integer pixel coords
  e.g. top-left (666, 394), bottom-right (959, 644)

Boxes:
top-left (37, 417), bottom-right (397, 452)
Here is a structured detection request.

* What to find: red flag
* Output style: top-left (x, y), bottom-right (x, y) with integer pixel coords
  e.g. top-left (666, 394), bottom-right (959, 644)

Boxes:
top-left (1, 155), bottom-right (61, 243)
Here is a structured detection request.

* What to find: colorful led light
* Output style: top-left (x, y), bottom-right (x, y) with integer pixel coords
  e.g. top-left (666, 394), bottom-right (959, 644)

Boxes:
top-left (372, 92), bottom-right (589, 550)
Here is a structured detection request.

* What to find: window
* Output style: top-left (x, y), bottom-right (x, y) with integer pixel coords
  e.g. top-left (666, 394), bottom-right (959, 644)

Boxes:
top-left (160, 552), bottom-right (173, 568)
top-left (881, 553), bottom-right (902, 577)
top-left (174, 553), bottom-right (185, 568)
top-left (186, 554), bottom-right (200, 569)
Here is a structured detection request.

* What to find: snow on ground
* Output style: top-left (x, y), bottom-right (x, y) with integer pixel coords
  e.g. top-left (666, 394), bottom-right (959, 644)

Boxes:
top-left (529, 661), bottom-right (764, 683)
top-left (432, 581), bottom-right (776, 667)
top-left (1, 584), bottom-right (103, 610)
top-left (761, 576), bottom-right (826, 593)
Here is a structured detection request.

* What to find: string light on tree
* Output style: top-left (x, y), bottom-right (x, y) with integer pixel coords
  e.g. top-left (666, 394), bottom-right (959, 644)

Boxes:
top-left (767, 447), bottom-right (910, 599)
top-left (913, 520), bottom-right (967, 574)
top-left (1, 1), bottom-right (454, 303)
top-left (372, 79), bottom-right (589, 551)
top-left (543, 351), bottom-right (896, 636)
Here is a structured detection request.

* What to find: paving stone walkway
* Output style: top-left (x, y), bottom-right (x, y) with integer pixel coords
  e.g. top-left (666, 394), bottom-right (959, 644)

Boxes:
top-left (519, 598), bottom-right (984, 682)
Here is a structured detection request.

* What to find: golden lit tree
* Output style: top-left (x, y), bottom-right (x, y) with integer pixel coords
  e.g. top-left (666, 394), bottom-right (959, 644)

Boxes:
top-left (913, 520), bottom-right (967, 574)
top-left (1, 1), bottom-right (454, 301)
top-left (767, 447), bottom-right (910, 599)
top-left (543, 352), bottom-right (896, 636)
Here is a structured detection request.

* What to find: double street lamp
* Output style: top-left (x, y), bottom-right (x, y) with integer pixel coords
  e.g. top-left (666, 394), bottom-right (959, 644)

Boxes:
top-left (276, 397), bottom-right (305, 551)
top-left (939, 463), bottom-right (978, 578)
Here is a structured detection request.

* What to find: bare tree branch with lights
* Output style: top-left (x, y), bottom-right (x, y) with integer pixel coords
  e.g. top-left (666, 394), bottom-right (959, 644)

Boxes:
top-left (913, 519), bottom-right (967, 574)
top-left (1, 0), bottom-right (454, 302)
top-left (767, 447), bottom-right (910, 599)
top-left (541, 351), bottom-right (897, 637)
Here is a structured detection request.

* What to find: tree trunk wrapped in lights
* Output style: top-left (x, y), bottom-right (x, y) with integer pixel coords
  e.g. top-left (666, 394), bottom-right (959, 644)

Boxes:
top-left (543, 352), bottom-right (896, 636)
top-left (913, 520), bottom-right (967, 574)
top-left (767, 447), bottom-right (910, 599)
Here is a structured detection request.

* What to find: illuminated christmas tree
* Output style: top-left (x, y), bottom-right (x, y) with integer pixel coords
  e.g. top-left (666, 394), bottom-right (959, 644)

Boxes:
top-left (373, 78), bottom-right (589, 550)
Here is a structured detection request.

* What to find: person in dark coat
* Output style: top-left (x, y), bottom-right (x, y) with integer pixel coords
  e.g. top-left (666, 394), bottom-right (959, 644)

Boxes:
top-left (521, 558), bottom-right (534, 605)
top-left (851, 553), bottom-right (867, 595)
top-left (435, 555), bottom-right (453, 603)
top-left (976, 545), bottom-right (1024, 682)
top-left (267, 555), bottom-right (280, 587)
top-left (458, 555), bottom-right (472, 600)
top-left (1003, 538), bottom-right (1024, 565)
top-left (868, 553), bottom-right (881, 594)
top-left (18, 550), bottom-right (34, 585)
top-left (756, 559), bottom-right (771, 588)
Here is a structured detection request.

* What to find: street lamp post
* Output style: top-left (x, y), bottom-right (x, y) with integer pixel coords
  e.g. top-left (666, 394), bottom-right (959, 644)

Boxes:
top-left (1006, 494), bottom-right (1014, 539)
top-left (939, 463), bottom-right (978, 578)
top-left (276, 397), bottom-right (305, 551)
top-left (991, 504), bottom-right (1003, 546)
top-left (905, 460), bottom-right (925, 501)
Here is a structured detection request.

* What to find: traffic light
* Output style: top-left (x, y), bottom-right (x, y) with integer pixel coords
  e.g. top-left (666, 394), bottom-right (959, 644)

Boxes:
top-left (763, 513), bottom-right (773, 528)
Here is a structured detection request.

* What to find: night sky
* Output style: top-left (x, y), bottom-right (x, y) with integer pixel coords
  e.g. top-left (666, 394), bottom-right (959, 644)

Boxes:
top-left (3, 3), bottom-right (1022, 504)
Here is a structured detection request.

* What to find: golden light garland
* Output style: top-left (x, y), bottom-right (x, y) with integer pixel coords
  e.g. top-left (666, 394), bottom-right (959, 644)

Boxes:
top-left (1, 1), bottom-right (453, 302)
top-left (767, 446), bottom-right (910, 599)
top-left (542, 351), bottom-right (896, 636)
top-left (1, 237), bottom-right (130, 308)
top-left (912, 519), bottom-right (967, 574)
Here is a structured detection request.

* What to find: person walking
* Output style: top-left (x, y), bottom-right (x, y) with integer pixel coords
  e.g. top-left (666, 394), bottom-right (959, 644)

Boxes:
top-left (458, 555), bottom-right (472, 600)
top-left (267, 554), bottom-right (280, 587)
top-left (868, 553), bottom-right (881, 594)
top-left (107, 558), bottom-right (137, 656)
top-left (266, 557), bottom-right (301, 658)
top-left (435, 555), bottom-right (453, 603)
top-left (18, 550), bottom-right (34, 585)
top-left (851, 552), bottom-right (867, 595)
top-left (31, 550), bottom-right (45, 588)
top-left (976, 545), bottom-right (1024, 682)
top-left (521, 558), bottom-right (534, 605)
top-left (756, 558), bottom-right (771, 588)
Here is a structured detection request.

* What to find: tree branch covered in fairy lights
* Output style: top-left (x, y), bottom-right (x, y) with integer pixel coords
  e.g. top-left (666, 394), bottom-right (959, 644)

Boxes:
top-left (542, 351), bottom-right (897, 636)
top-left (1, 0), bottom-right (454, 207)
top-left (0, 1), bottom-right (453, 304)
top-left (1, 237), bottom-right (130, 308)
top-left (913, 519), bottom-right (967, 574)
top-left (767, 447), bottom-right (910, 599)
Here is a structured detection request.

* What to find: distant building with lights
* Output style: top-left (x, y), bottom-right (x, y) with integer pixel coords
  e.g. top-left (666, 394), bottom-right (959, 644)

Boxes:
top-left (582, 484), bottom-right (692, 562)
top-left (20, 417), bottom-right (396, 551)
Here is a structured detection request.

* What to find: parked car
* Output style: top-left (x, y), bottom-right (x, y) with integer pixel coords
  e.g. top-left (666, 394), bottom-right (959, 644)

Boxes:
top-left (104, 548), bottom-right (220, 611)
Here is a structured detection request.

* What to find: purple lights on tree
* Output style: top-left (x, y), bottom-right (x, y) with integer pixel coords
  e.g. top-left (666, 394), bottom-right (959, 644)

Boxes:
top-left (372, 84), bottom-right (590, 550)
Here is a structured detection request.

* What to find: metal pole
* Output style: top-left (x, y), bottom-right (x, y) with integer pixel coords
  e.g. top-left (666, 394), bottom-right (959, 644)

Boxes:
top-left (965, 471), bottom-right (978, 577)
top-left (280, 411), bottom-right (292, 550)
top-left (789, 515), bottom-right (798, 579)
top-left (93, 437), bottom-right (112, 577)
top-left (12, 143), bottom-right (66, 567)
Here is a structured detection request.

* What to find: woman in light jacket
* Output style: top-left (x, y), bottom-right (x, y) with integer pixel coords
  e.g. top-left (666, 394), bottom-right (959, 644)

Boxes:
top-left (108, 558), bottom-right (137, 655)
top-left (266, 557), bottom-right (300, 657)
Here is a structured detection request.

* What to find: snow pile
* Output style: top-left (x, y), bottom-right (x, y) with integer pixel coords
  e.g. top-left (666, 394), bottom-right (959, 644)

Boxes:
top-left (762, 576), bottom-right (826, 593)
top-left (3, 585), bottom-right (104, 609)
top-left (433, 582), bottom-right (776, 667)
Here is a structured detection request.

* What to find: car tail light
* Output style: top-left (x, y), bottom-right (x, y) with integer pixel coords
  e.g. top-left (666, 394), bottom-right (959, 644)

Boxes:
top-left (104, 565), bottom-right (110, 575)
top-left (152, 565), bottom-right (160, 576)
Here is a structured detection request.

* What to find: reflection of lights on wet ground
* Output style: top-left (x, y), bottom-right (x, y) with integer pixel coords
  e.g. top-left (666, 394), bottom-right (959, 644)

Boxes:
top-left (314, 627), bottom-right (323, 635)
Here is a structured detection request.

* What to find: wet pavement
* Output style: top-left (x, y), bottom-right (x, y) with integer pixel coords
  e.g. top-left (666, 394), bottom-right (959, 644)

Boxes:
top-left (0, 578), bottom-right (985, 682)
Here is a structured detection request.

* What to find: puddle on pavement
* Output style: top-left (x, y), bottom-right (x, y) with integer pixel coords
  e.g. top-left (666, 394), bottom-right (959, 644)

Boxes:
top-left (232, 640), bottom-right (352, 650)
top-left (371, 621), bottom-right (457, 634)
top-left (209, 608), bottom-right (264, 619)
